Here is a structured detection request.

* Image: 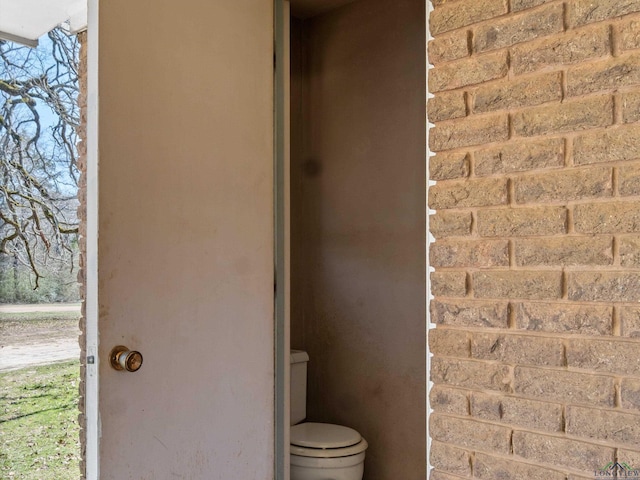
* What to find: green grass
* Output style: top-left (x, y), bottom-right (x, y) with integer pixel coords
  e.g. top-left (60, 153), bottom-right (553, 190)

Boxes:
top-left (0, 362), bottom-right (81, 479)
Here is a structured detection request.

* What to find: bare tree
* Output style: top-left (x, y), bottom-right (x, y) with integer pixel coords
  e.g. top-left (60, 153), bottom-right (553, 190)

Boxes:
top-left (0, 28), bottom-right (80, 288)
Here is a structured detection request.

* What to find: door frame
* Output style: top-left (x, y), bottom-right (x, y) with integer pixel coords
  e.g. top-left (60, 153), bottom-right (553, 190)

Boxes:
top-left (273, 1), bottom-right (432, 478)
top-left (274, 0), bottom-right (290, 479)
top-left (84, 0), bottom-right (99, 478)
top-left (426, 1), bottom-right (433, 474)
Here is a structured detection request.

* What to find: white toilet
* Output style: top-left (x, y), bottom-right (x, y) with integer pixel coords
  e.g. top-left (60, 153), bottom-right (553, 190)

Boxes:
top-left (290, 350), bottom-right (368, 480)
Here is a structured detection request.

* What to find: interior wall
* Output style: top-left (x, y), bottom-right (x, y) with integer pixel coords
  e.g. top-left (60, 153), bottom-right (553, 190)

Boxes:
top-left (290, 0), bottom-right (426, 478)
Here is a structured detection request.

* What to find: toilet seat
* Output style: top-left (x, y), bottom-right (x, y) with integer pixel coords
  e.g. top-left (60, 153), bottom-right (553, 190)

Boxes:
top-left (291, 423), bottom-right (368, 458)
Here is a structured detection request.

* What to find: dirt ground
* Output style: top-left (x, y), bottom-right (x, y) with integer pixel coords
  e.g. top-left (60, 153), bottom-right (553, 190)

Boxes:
top-left (0, 304), bottom-right (81, 372)
top-left (0, 303), bottom-right (81, 314)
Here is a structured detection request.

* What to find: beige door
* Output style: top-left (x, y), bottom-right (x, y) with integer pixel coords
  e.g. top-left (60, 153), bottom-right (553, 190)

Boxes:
top-left (95, 1), bottom-right (275, 478)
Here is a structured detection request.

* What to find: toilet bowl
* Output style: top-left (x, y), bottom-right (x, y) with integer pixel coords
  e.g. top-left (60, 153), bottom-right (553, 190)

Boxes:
top-left (290, 423), bottom-right (368, 480)
top-left (290, 351), bottom-right (368, 480)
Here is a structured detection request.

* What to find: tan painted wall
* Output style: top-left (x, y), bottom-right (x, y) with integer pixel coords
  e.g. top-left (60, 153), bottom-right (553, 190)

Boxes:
top-left (290, 0), bottom-right (427, 478)
top-left (429, 0), bottom-right (640, 478)
top-left (97, 1), bottom-right (274, 478)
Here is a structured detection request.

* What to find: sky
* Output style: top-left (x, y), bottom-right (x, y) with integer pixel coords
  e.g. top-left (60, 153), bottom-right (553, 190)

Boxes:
top-left (1, 30), bottom-right (80, 196)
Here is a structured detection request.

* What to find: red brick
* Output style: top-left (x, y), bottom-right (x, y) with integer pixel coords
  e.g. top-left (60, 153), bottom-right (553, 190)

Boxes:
top-left (474, 453), bottom-right (565, 480)
top-left (567, 0), bottom-right (640, 28)
top-left (473, 138), bottom-right (564, 176)
top-left (477, 206), bottom-right (567, 237)
top-left (566, 405), bottom-right (640, 447)
top-left (431, 271), bottom-right (467, 297)
top-left (512, 95), bottom-right (614, 137)
top-left (514, 236), bottom-right (613, 267)
top-left (430, 113), bottom-right (509, 151)
top-left (620, 306), bottom-right (640, 338)
top-left (567, 53), bottom-right (640, 97)
top-left (430, 238), bottom-right (509, 268)
top-left (473, 271), bottom-right (563, 300)
top-left (428, 90), bottom-right (467, 123)
top-left (619, 164), bottom-right (640, 196)
top-left (430, 0), bottom-right (508, 36)
top-left (472, 72), bottom-right (562, 114)
top-left (511, 24), bottom-right (610, 75)
top-left (430, 441), bottom-right (471, 477)
top-left (618, 17), bottom-right (640, 53)
top-left (514, 167), bottom-right (612, 204)
top-left (566, 338), bottom-right (640, 376)
top-left (574, 201), bottom-right (640, 234)
top-left (431, 357), bottom-right (512, 392)
top-left (514, 302), bottom-right (613, 336)
top-left (430, 414), bottom-right (512, 454)
top-left (430, 152), bottom-right (470, 181)
top-left (618, 449), bottom-right (640, 472)
top-left (429, 328), bottom-right (470, 358)
top-left (511, 0), bottom-right (555, 12)
top-left (621, 91), bottom-right (640, 123)
top-left (429, 178), bottom-right (508, 209)
top-left (473, 4), bottom-right (563, 53)
top-left (430, 51), bottom-right (509, 93)
top-left (514, 366), bottom-right (616, 406)
top-left (621, 377), bottom-right (640, 409)
top-left (429, 385), bottom-right (470, 415)
top-left (430, 471), bottom-right (467, 480)
top-left (573, 125), bottom-right (640, 165)
top-left (470, 392), bottom-right (563, 433)
top-left (429, 30), bottom-right (470, 65)
top-left (471, 332), bottom-right (564, 366)
top-left (619, 235), bottom-right (640, 267)
top-left (430, 299), bottom-right (509, 329)
top-left (512, 430), bottom-right (615, 472)
top-left (568, 271), bottom-right (640, 302)
top-left (430, 211), bottom-right (473, 238)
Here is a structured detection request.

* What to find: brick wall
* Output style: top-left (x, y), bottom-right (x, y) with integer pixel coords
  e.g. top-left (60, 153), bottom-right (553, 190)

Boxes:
top-left (76, 30), bottom-right (87, 480)
top-left (428, 1), bottom-right (640, 478)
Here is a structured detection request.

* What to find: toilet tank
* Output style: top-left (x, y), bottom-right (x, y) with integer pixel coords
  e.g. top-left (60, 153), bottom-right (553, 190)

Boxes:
top-left (290, 350), bottom-right (309, 425)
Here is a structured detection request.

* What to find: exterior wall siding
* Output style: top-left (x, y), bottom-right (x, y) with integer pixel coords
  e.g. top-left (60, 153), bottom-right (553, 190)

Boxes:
top-left (428, 0), bottom-right (640, 478)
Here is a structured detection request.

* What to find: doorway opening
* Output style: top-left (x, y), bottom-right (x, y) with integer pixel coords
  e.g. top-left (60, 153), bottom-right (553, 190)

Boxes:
top-left (276, 0), bottom-right (427, 478)
top-left (0, 27), bottom-right (84, 479)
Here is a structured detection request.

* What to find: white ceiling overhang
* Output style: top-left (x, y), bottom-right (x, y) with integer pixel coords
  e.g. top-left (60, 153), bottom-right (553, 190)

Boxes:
top-left (0, 0), bottom-right (87, 47)
top-left (0, 0), bottom-right (363, 47)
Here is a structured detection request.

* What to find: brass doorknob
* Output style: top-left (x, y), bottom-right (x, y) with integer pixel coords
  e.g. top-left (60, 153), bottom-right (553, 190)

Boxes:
top-left (110, 346), bottom-right (143, 372)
